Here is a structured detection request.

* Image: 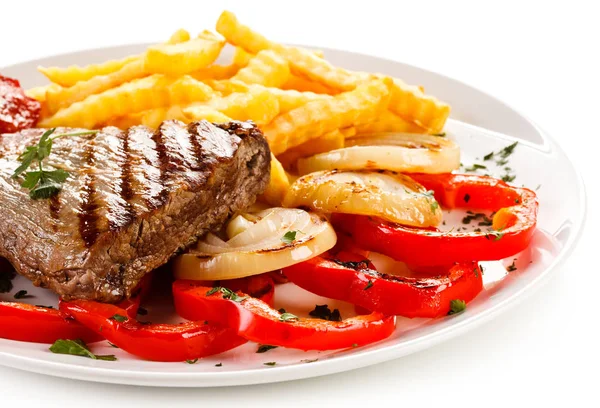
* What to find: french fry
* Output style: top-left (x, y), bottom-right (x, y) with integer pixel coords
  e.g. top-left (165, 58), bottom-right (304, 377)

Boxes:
top-left (260, 154), bottom-right (290, 206)
top-left (204, 79), bottom-right (252, 95)
top-left (387, 78), bottom-right (450, 134)
top-left (144, 36), bottom-right (225, 76)
top-left (216, 11), bottom-right (275, 54)
top-left (25, 83), bottom-right (61, 102)
top-left (44, 59), bottom-right (147, 115)
top-left (232, 47), bottom-right (253, 67)
top-left (339, 127), bottom-right (357, 138)
top-left (167, 28), bottom-right (191, 44)
top-left (105, 113), bottom-right (144, 129)
top-left (38, 55), bottom-right (140, 88)
top-left (185, 88), bottom-right (280, 125)
top-left (190, 64), bottom-right (240, 81)
top-left (263, 78), bottom-right (393, 155)
top-left (39, 74), bottom-right (214, 129)
top-left (38, 28), bottom-right (190, 87)
top-left (353, 110), bottom-right (425, 135)
top-left (277, 129), bottom-right (345, 170)
top-left (181, 105), bottom-right (233, 123)
top-left (264, 88), bottom-right (331, 113)
top-left (231, 50), bottom-right (290, 88)
top-left (139, 105), bottom-right (188, 128)
top-left (282, 74), bottom-right (337, 94)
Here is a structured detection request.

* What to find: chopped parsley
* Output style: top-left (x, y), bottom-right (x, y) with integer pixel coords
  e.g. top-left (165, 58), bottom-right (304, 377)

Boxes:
top-left (206, 287), bottom-right (247, 303)
top-left (263, 362), bottom-right (277, 366)
top-left (49, 339), bottom-right (117, 361)
top-left (257, 344), bottom-right (278, 353)
top-left (464, 193), bottom-right (471, 203)
top-left (485, 230), bottom-right (505, 241)
top-left (186, 359), bottom-right (198, 364)
top-left (506, 260), bottom-right (517, 272)
top-left (462, 211), bottom-right (493, 226)
top-left (448, 299), bottom-right (467, 315)
top-left (13, 289), bottom-right (31, 299)
top-left (309, 304), bottom-right (342, 321)
top-left (432, 132), bottom-right (446, 137)
top-left (110, 314), bottom-right (129, 323)
top-left (364, 280), bottom-right (374, 290)
top-left (215, 363), bottom-right (223, 367)
top-left (281, 230), bottom-right (299, 244)
top-left (464, 163), bottom-right (487, 172)
top-left (279, 312), bottom-right (300, 322)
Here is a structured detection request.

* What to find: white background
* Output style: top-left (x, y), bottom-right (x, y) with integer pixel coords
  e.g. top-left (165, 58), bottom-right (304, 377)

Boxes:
top-left (1, 0), bottom-right (598, 406)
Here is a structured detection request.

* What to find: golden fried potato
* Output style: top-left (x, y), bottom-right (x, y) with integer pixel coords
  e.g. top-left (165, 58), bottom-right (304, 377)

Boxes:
top-left (282, 74), bottom-right (337, 94)
top-left (339, 127), bottom-right (357, 138)
top-left (277, 129), bottom-right (345, 170)
top-left (263, 78), bottom-right (392, 155)
top-left (387, 78), bottom-right (450, 133)
top-left (260, 154), bottom-right (290, 206)
top-left (25, 83), bottom-right (61, 102)
top-left (203, 78), bottom-right (252, 95)
top-left (44, 59), bottom-right (146, 115)
top-left (144, 36), bottom-right (225, 76)
top-left (38, 28), bottom-right (190, 87)
top-left (180, 105), bottom-right (233, 123)
top-left (39, 75), bottom-right (214, 129)
top-left (232, 47), bottom-right (253, 67)
top-left (167, 28), bottom-right (191, 44)
top-left (353, 110), bottom-right (425, 135)
top-left (264, 88), bottom-right (331, 113)
top-left (185, 88), bottom-right (280, 125)
top-left (231, 50), bottom-right (290, 88)
top-left (190, 64), bottom-right (240, 81)
top-left (216, 11), bottom-right (275, 54)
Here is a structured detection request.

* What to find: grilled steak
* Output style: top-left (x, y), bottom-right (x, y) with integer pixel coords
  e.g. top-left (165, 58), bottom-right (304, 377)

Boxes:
top-left (0, 120), bottom-right (270, 302)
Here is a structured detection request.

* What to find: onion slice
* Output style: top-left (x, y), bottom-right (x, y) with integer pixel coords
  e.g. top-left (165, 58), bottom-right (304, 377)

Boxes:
top-left (297, 132), bottom-right (460, 175)
top-left (282, 170), bottom-right (442, 227)
top-left (173, 208), bottom-right (337, 280)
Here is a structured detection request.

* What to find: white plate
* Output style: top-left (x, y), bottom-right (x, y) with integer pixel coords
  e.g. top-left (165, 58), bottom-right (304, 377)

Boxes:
top-left (0, 45), bottom-right (586, 387)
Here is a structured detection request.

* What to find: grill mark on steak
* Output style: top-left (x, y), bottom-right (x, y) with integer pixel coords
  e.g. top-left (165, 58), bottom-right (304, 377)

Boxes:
top-left (187, 123), bottom-right (208, 171)
top-left (150, 125), bottom-right (175, 208)
top-left (116, 128), bottom-right (135, 226)
top-left (78, 139), bottom-right (100, 247)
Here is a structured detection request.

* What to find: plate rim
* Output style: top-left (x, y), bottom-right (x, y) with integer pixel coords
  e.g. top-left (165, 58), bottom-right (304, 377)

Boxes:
top-left (0, 44), bottom-right (588, 387)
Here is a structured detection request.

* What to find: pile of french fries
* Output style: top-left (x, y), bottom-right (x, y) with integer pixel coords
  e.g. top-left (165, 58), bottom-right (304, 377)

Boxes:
top-left (27, 11), bottom-right (450, 206)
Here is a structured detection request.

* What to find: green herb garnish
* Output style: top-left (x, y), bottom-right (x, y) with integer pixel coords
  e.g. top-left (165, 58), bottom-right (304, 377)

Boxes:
top-left (206, 287), bottom-right (248, 303)
top-left (49, 339), bottom-right (117, 361)
top-left (309, 304), bottom-right (342, 321)
top-left (364, 281), bottom-right (374, 290)
top-left (186, 359), bottom-right (198, 364)
top-left (110, 314), bottom-right (129, 323)
top-left (279, 312), bottom-right (299, 322)
top-left (506, 260), bottom-right (517, 272)
top-left (12, 128), bottom-right (98, 199)
top-left (264, 362), bottom-right (277, 366)
top-left (464, 163), bottom-right (487, 172)
top-left (257, 344), bottom-right (278, 353)
top-left (13, 290), bottom-right (31, 299)
top-left (332, 259), bottom-right (370, 270)
top-left (281, 230), bottom-right (298, 244)
top-left (448, 299), bottom-right (467, 315)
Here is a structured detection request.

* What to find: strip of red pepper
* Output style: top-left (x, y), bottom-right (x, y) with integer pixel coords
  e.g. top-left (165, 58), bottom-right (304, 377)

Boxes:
top-left (57, 275), bottom-right (274, 361)
top-left (0, 274), bottom-right (152, 344)
top-left (172, 280), bottom-right (396, 351)
top-left (284, 251), bottom-right (483, 318)
top-left (332, 174), bottom-right (538, 266)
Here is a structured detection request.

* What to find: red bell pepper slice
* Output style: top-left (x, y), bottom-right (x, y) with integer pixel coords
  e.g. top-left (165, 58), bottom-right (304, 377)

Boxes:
top-left (60, 300), bottom-right (245, 362)
top-left (172, 280), bottom-right (396, 351)
top-left (332, 174), bottom-right (538, 266)
top-left (0, 274), bottom-right (152, 344)
top-left (0, 302), bottom-right (101, 344)
top-left (284, 252), bottom-right (483, 318)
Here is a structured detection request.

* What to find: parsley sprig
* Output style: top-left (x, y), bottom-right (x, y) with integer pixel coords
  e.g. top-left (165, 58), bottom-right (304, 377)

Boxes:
top-left (11, 128), bottom-right (98, 199)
